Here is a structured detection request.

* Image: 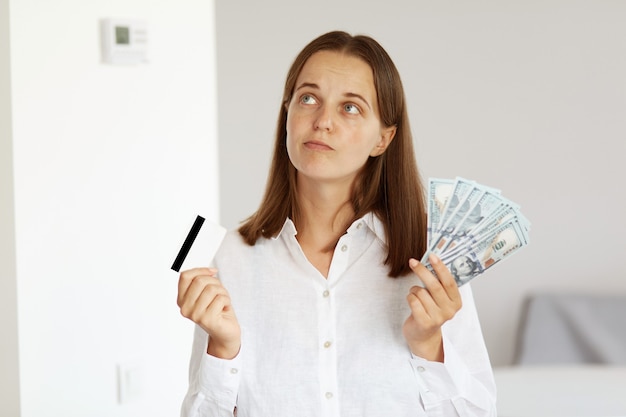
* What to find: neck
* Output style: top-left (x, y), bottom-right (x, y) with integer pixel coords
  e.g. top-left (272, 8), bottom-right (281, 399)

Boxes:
top-left (294, 178), bottom-right (355, 251)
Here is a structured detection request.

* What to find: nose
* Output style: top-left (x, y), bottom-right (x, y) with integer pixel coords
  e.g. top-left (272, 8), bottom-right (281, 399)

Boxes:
top-left (314, 105), bottom-right (334, 131)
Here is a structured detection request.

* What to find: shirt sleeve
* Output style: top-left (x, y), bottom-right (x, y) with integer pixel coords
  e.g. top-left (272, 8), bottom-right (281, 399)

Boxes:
top-left (180, 324), bottom-right (241, 417)
top-left (408, 284), bottom-right (497, 417)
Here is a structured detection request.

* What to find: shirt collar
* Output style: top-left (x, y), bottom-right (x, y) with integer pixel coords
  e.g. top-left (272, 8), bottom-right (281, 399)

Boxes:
top-left (273, 218), bottom-right (297, 239)
top-left (273, 212), bottom-right (387, 244)
top-left (360, 212), bottom-right (387, 244)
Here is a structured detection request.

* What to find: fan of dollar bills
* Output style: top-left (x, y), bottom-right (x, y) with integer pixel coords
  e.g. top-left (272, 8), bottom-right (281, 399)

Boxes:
top-left (420, 177), bottom-right (531, 287)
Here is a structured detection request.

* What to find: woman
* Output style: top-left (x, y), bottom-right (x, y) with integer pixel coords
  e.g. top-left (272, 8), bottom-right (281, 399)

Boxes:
top-left (178, 30), bottom-right (496, 416)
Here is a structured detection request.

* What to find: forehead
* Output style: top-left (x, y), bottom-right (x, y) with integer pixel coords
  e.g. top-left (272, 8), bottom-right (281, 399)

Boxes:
top-left (296, 50), bottom-right (376, 94)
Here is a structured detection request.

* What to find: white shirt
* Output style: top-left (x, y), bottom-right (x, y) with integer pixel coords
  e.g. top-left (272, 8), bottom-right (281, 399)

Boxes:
top-left (181, 213), bottom-right (497, 417)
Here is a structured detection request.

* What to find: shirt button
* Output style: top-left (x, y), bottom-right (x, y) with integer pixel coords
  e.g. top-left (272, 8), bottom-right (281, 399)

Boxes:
top-left (325, 392), bottom-right (333, 399)
top-left (356, 222), bottom-right (363, 229)
top-left (416, 366), bottom-right (426, 373)
top-left (341, 244), bottom-right (348, 252)
top-left (322, 290), bottom-right (330, 298)
top-left (230, 368), bottom-right (239, 374)
top-left (323, 341), bottom-right (332, 348)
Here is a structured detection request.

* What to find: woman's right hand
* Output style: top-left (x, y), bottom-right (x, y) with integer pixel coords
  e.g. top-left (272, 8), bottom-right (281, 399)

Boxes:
top-left (177, 267), bottom-right (241, 359)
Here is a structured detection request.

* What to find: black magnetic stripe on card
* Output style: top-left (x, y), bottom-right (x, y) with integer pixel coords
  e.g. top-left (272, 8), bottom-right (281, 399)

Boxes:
top-left (171, 215), bottom-right (205, 272)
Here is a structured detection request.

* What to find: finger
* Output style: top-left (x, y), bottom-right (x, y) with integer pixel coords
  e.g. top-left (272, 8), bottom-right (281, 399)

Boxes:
top-left (204, 293), bottom-right (233, 324)
top-left (410, 284), bottom-right (450, 326)
top-left (409, 258), bottom-right (449, 303)
top-left (406, 289), bottom-right (430, 321)
top-left (183, 277), bottom-right (222, 312)
top-left (190, 283), bottom-right (230, 322)
top-left (178, 267), bottom-right (217, 306)
top-left (178, 276), bottom-right (221, 318)
top-left (178, 267), bottom-right (216, 295)
top-left (428, 254), bottom-right (462, 306)
top-left (409, 257), bottom-right (462, 320)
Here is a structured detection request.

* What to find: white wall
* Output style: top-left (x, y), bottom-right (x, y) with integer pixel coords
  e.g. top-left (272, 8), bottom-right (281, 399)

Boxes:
top-left (1, 0), bottom-right (21, 415)
top-left (215, 0), bottom-right (626, 366)
top-left (4, 0), bottom-right (218, 416)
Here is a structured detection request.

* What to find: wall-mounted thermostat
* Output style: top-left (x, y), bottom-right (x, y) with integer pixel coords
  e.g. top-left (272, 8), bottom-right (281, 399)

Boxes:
top-left (100, 18), bottom-right (148, 65)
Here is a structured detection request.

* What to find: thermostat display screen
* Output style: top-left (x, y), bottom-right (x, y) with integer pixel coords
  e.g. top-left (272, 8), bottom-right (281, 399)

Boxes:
top-left (101, 18), bottom-right (148, 65)
top-left (115, 26), bottom-right (130, 45)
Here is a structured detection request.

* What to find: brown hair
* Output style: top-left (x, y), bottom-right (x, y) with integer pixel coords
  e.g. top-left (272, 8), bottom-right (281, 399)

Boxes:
top-left (238, 30), bottom-right (427, 277)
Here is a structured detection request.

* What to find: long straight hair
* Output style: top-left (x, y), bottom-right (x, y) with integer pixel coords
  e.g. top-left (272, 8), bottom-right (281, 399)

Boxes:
top-left (238, 31), bottom-right (427, 277)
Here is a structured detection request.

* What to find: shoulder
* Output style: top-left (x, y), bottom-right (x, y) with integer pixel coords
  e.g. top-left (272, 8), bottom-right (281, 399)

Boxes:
top-left (215, 227), bottom-right (279, 263)
top-left (217, 228), bottom-right (254, 255)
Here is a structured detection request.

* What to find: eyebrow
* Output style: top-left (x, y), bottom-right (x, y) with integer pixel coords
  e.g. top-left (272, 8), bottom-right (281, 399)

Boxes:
top-left (294, 82), bottom-right (372, 110)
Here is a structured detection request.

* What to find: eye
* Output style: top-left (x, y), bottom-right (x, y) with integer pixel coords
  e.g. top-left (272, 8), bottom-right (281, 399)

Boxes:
top-left (344, 103), bottom-right (361, 115)
top-left (300, 94), bottom-right (317, 105)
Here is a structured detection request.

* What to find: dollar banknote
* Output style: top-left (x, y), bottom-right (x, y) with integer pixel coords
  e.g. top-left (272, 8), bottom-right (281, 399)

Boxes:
top-left (421, 177), bottom-right (530, 286)
top-left (426, 178), bottom-right (455, 245)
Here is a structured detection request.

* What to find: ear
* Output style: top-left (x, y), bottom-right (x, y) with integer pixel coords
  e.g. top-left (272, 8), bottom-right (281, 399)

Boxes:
top-left (283, 95), bottom-right (293, 112)
top-left (370, 125), bottom-right (397, 157)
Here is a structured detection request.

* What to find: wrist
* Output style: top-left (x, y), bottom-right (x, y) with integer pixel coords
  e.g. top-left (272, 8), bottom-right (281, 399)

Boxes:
top-left (206, 337), bottom-right (241, 360)
top-left (408, 332), bottom-right (444, 362)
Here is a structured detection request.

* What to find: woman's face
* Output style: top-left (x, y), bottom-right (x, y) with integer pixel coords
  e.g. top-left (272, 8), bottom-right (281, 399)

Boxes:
top-left (285, 50), bottom-right (395, 187)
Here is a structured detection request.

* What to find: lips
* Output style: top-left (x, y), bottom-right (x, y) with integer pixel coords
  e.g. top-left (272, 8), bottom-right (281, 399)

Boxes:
top-left (304, 140), bottom-right (333, 150)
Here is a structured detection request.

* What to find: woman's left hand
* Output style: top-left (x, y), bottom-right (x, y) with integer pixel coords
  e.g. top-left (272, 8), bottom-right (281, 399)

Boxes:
top-left (403, 253), bottom-right (462, 362)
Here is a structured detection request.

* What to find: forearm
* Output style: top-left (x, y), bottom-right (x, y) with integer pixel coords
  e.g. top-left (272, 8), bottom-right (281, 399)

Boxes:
top-left (182, 326), bottom-right (241, 417)
top-left (409, 284), bottom-right (497, 416)
top-left (410, 360), bottom-right (496, 416)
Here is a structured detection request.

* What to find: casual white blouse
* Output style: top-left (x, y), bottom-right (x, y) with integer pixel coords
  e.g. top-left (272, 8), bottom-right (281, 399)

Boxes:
top-left (181, 213), bottom-right (497, 417)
